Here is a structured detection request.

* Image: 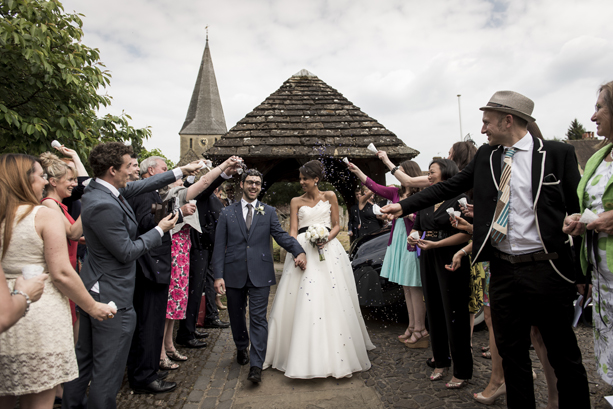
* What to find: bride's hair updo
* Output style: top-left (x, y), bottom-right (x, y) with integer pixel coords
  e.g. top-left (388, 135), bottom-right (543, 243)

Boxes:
top-left (299, 160), bottom-right (324, 182)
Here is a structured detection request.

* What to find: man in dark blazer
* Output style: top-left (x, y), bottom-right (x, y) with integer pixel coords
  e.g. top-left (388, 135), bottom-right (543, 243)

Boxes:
top-left (212, 169), bottom-right (307, 384)
top-left (63, 143), bottom-right (197, 409)
top-left (381, 91), bottom-right (590, 409)
top-left (176, 175), bottom-right (232, 347)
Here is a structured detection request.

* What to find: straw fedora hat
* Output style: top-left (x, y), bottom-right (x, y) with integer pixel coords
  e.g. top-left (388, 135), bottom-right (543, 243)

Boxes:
top-left (480, 90), bottom-right (536, 123)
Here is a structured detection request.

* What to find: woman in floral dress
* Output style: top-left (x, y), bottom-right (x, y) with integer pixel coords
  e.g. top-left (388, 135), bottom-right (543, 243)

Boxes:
top-left (159, 180), bottom-right (198, 369)
top-left (565, 80), bottom-right (613, 387)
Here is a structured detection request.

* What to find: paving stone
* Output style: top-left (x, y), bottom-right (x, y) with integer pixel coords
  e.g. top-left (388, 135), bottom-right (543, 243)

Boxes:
top-left (223, 378), bottom-right (238, 391)
top-left (186, 389), bottom-right (203, 402)
top-left (206, 387), bottom-right (221, 397)
top-left (210, 378), bottom-right (225, 388)
top-left (216, 400), bottom-right (233, 409)
top-left (200, 397), bottom-right (218, 409)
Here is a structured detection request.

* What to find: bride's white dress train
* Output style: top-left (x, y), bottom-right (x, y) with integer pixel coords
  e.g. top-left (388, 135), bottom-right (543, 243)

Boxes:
top-left (263, 200), bottom-right (375, 379)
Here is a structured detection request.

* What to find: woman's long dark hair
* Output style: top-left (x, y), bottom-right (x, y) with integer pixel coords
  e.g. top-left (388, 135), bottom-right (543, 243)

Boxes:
top-left (399, 160), bottom-right (422, 196)
top-left (429, 158), bottom-right (459, 182)
top-left (450, 141), bottom-right (477, 171)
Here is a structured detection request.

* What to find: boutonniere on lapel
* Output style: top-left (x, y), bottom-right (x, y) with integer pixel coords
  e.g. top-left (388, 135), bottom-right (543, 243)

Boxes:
top-left (256, 205), bottom-right (265, 215)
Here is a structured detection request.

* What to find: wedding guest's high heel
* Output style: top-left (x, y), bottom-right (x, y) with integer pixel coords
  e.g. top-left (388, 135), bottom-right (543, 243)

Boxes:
top-left (429, 367), bottom-right (448, 381)
top-left (445, 378), bottom-right (468, 389)
top-left (159, 357), bottom-right (179, 370)
top-left (473, 382), bottom-right (506, 405)
top-left (403, 330), bottom-right (429, 349)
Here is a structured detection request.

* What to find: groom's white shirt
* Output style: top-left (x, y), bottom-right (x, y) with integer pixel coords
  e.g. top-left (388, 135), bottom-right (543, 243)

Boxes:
top-left (241, 197), bottom-right (258, 220)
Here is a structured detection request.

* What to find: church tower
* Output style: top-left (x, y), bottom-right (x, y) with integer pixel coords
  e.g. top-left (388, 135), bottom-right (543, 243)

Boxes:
top-left (179, 33), bottom-right (227, 158)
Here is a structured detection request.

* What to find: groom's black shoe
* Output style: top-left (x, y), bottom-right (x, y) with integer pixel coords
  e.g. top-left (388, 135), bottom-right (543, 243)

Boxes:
top-left (237, 349), bottom-right (249, 365)
top-left (247, 366), bottom-right (262, 383)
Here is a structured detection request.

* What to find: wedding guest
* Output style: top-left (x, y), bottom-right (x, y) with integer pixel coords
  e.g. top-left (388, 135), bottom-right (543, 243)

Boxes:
top-left (126, 156), bottom-right (239, 394)
top-left (0, 154), bottom-right (113, 409)
top-left (62, 143), bottom-right (192, 409)
top-left (347, 159), bottom-right (427, 347)
top-left (407, 158), bottom-right (472, 388)
top-left (386, 90), bottom-right (589, 409)
top-left (358, 186), bottom-right (384, 236)
top-left (160, 179), bottom-right (196, 370)
top-left (564, 80), bottom-right (613, 388)
top-left (0, 265), bottom-right (47, 333)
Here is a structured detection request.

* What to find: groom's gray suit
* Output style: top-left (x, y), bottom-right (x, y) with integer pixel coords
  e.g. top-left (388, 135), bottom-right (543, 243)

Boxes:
top-left (212, 200), bottom-right (304, 367)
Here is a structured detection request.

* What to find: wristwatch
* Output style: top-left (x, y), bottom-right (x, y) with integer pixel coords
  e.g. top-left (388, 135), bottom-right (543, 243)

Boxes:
top-left (391, 165), bottom-right (400, 176)
top-left (11, 290), bottom-right (31, 317)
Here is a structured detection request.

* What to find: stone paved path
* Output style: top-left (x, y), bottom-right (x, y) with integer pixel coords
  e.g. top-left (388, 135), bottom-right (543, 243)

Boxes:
top-left (113, 264), bottom-right (613, 409)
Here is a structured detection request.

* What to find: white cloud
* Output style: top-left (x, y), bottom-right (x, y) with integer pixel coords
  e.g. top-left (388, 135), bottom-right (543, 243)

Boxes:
top-left (59, 0), bottom-right (613, 174)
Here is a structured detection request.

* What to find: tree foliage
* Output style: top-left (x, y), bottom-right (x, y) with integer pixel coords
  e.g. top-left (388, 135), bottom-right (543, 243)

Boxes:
top-left (566, 118), bottom-right (587, 140)
top-left (138, 147), bottom-right (175, 170)
top-left (0, 0), bottom-right (150, 161)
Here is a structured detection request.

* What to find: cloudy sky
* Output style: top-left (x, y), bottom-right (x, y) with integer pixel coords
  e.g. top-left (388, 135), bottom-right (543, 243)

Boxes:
top-left (61, 0), bottom-right (613, 173)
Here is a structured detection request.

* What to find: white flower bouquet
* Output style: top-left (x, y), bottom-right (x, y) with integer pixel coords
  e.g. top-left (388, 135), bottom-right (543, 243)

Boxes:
top-left (305, 224), bottom-right (329, 261)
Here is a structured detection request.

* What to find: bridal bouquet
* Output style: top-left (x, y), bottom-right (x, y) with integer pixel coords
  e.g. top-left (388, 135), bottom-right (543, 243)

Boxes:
top-left (305, 224), bottom-right (329, 261)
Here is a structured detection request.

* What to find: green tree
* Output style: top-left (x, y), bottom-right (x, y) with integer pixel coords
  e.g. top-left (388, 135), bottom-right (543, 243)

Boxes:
top-left (0, 0), bottom-right (150, 162)
top-left (566, 118), bottom-right (587, 140)
top-left (138, 147), bottom-right (175, 170)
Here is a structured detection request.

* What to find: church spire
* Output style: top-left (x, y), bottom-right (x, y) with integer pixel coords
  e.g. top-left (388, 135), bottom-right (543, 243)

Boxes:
top-left (179, 32), bottom-right (227, 136)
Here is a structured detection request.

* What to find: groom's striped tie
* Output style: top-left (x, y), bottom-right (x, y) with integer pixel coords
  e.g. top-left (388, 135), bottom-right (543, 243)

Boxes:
top-left (491, 148), bottom-right (517, 244)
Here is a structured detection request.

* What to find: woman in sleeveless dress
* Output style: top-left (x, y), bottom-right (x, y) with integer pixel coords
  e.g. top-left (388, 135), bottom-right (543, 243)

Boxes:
top-left (264, 160), bottom-right (375, 379)
top-left (0, 154), bottom-right (114, 409)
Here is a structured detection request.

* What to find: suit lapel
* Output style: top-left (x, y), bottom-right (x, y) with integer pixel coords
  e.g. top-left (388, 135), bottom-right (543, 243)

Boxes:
top-left (532, 136), bottom-right (545, 204)
top-left (234, 202), bottom-right (248, 240)
top-left (489, 145), bottom-right (503, 190)
top-left (92, 180), bottom-right (138, 225)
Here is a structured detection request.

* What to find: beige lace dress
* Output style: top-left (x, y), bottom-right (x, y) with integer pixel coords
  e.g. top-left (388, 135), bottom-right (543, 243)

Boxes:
top-left (0, 205), bottom-right (78, 395)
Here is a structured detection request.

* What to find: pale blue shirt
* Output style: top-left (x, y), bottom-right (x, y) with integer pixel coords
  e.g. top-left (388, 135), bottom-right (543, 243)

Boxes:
top-left (493, 132), bottom-right (543, 255)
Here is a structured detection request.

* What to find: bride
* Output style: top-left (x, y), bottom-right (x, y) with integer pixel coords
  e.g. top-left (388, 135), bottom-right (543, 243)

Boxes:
top-left (263, 160), bottom-right (375, 379)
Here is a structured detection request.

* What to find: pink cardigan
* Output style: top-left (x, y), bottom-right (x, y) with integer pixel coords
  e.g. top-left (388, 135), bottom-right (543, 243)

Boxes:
top-left (364, 178), bottom-right (416, 251)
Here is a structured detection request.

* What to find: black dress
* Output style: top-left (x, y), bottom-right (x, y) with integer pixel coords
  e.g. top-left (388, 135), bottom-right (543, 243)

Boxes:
top-left (359, 202), bottom-right (383, 236)
top-left (414, 193), bottom-right (473, 380)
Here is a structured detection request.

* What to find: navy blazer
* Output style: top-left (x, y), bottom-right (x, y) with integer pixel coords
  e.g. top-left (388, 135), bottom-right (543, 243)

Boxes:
top-left (399, 136), bottom-right (581, 282)
top-left (211, 201), bottom-right (305, 288)
top-left (79, 171), bottom-right (178, 308)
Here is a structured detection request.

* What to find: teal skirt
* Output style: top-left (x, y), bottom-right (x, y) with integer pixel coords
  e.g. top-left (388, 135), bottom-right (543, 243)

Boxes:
top-left (380, 219), bottom-right (421, 287)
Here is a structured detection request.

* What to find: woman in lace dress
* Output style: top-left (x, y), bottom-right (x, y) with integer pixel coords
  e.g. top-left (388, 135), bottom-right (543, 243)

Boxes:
top-left (0, 154), bottom-right (114, 409)
top-left (264, 160), bottom-right (375, 379)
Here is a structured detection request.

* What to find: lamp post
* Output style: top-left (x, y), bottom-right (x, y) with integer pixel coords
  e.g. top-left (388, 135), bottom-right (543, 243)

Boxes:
top-left (457, 94), bottom-right (463, 140)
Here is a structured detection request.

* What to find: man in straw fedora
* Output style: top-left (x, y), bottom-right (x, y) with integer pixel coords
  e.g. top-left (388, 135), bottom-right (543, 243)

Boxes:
top-left (381, 91), bottom-right (590, 408)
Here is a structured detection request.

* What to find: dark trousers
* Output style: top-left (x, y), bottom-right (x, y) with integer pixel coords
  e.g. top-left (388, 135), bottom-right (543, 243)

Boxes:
top-left (489, 256), bottom-right (590, 409)
top-left (177, 247), bottom-right (218, 342)
top-left (420, 246), bottom-right (473, 379)
top-left (127, 272), bottom-right (169, 388)
top-left (226, 277), bottom-right (270, 368)
top-left (63, 293), bottom-right (136, 409)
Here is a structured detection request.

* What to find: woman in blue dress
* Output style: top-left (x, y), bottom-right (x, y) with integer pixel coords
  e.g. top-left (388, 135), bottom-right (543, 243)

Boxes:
top-left (347, 159), bottom-right (428, 347)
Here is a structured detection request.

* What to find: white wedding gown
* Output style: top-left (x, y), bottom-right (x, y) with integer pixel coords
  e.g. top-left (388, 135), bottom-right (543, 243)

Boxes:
top-left (263, 200), bottom-right (375, 379)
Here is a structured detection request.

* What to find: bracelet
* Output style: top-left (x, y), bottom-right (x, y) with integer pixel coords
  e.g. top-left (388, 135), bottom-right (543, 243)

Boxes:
top-left (391, 165), bottom-right (400, 176)
top-left (11, 290), bottom-right (31, 317)
top-left (460, 249), bottom-right (468, 256)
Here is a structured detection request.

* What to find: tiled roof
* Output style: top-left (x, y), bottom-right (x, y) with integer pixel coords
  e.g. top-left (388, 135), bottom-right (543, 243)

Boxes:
top-left (209, 70), bottom-right (418, 160)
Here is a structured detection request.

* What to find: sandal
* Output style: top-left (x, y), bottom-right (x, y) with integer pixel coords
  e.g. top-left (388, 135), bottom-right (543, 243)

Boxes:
top-left (159, 357), bottom-right (179, 370)
top-left (446, 378), bottom-right (468, 389)
top-left (166, 349), bottom-right (188, 361)
top-left (482, 351), bottom-right (492, 359)
top-left (481, 346), bottom-right (490, 352)
top-left (398, 328), bottom-right (414, 342)
top-left (430, 367), bottom-right (448, 381)
top-left (403, 329), bottom-right (429, 349)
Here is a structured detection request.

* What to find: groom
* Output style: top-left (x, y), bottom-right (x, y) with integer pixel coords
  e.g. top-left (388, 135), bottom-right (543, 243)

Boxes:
top-left (212, 169), bottom-right (306, 383)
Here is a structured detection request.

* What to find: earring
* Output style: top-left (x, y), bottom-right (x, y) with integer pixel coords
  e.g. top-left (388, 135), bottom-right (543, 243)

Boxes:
top-left (315, 182), bottom-right (318, 186)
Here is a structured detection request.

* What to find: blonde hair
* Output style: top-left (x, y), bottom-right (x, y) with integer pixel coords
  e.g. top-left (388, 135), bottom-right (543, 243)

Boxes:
top-left (39, 152), bottom-right (74, 181)
top-left (0, 154), bottom-right (41, 259)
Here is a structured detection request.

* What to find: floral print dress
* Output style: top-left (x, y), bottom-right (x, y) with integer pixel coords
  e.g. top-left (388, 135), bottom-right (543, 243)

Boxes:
top-left (584, 158), bottom-right (613, 386)
top-left (166, 225), bottom-right (191, 320)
